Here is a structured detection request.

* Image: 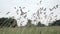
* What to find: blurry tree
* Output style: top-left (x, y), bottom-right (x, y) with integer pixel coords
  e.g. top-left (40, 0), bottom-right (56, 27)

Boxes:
top-left (26, 19), bottom-right (32, 27)
top-left (37, 22), bottom-right (45, 27)
top-left (26, 19), bottom-right (35, 27)
top-left (48, 19), bottom-right (60, 26)
top-left (0, 17), bottom-right (17, 28)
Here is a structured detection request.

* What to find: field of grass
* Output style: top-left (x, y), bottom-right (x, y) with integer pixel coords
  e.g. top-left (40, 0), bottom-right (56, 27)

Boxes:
top-left (0, 26), bottom-right (60, 34)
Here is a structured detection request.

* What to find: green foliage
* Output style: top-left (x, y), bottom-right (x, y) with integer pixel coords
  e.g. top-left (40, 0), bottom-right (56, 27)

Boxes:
top-left (49, 20), bottom-right (60, 26)
top-left (26, 19), bottom-right (32, 27)
top-left (37, 22), bottom-right (45, 27)
top-left (0, 17), bottom-right (17, 28)
top-left (26, 20), bottom-right (45, 27)
top-left (26, 19), bottom-right (35, 27)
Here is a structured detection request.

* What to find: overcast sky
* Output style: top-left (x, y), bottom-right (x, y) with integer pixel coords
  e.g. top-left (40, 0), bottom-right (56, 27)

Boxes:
top-left (0, 0), bottom-right (60, 25)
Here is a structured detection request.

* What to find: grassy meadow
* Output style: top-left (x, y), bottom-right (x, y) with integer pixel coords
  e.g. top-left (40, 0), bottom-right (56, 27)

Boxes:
top-left (0, 26), bottom-right (60, 34)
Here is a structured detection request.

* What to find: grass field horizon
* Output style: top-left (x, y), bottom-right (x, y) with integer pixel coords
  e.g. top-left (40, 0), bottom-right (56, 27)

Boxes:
top-left (0, 26), bottom-right (60, 34)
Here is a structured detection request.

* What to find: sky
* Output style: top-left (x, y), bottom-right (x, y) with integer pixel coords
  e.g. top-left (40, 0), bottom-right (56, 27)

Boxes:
top-left (0, 0), bottom-right (60, 26)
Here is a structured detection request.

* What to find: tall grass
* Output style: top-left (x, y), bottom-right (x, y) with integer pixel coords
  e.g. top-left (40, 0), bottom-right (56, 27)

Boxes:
top-left (0, 26), bottom-right (60, 34)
